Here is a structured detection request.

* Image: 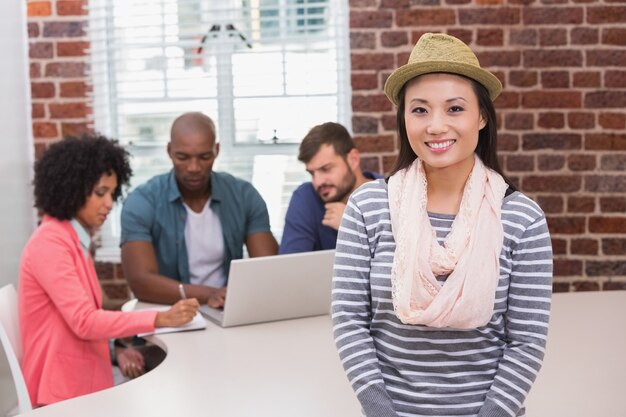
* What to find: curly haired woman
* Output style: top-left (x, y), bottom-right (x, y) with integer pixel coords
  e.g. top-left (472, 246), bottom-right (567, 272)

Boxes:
top-left (18, 134), bottom-right (200, 406)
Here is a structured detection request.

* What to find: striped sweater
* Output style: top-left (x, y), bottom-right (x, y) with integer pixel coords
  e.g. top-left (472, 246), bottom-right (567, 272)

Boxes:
top-left (331, 179), bottom-right (552, 417)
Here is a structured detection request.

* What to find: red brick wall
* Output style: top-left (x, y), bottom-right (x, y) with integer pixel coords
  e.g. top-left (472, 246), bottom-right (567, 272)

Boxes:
top-left (351, 2), bottom-right (626, 293)
top-left (26, 1), bottom-right (626, 303)
top-left (27, 0), bottom-right (92, 159)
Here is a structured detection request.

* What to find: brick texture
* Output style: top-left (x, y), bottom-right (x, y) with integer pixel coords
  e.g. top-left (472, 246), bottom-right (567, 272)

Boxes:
top-left (26, 1), bottom-right (626, 306)
top-left (28, 2), bottom-right (52, 17)
top-left (347, 1), bottom-right (626, 293)
top-left (27, 0), bottom-right (92, 144)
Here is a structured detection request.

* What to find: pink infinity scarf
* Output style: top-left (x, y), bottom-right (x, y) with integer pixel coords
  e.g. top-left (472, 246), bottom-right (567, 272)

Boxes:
top-left (388, 155), bottom-right (507, 329)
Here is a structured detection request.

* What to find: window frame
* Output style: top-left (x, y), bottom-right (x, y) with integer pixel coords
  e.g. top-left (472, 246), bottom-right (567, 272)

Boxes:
top-left (89, 0), bottom-right (351, 262)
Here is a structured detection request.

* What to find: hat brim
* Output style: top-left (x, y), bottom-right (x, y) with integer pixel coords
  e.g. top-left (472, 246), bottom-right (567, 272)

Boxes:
top-left (384, 61), bottom-right (503, 105)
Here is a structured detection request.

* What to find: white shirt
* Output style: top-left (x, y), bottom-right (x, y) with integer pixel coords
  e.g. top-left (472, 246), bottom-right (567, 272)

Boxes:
top-left (183, 200), bottom-right (226, 288)
top-left (70, 218), bottom-right (91, 258)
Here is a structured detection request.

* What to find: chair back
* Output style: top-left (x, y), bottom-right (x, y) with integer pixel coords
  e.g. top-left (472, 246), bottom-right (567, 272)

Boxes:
top-left (121, 298), bottom-right (138, 312)
top-left (0, 284), bottom-right (32, 414)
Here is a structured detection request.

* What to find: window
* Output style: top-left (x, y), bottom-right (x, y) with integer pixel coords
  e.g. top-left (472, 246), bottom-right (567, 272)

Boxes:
top-left (89, 0), bottom-right (351, 260)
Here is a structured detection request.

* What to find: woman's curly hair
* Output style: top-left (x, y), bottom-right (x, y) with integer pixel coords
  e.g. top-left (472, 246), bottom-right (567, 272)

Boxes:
top-left (34, 133), bottom-right (133, 220)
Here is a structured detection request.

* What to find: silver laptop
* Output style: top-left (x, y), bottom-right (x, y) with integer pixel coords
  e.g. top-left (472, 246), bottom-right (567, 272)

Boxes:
top-left (199, 250), bottom-right (335, 327)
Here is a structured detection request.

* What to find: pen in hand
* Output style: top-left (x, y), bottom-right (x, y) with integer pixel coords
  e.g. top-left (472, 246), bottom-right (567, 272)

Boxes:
top-left (178, 283), bottom-right (187, 300)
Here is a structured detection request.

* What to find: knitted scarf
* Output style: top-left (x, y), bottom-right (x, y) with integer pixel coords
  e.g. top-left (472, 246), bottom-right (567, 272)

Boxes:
top-left (387, 155), bottom-right (507, 329)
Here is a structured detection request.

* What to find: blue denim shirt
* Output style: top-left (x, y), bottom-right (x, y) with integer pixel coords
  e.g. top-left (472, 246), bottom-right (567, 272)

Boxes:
top-left (121, 170), bottom-right (271, 282)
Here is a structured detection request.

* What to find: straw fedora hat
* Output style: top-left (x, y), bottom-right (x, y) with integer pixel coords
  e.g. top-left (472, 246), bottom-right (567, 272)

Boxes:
top-left (384, 33), bottom-right (502, 105)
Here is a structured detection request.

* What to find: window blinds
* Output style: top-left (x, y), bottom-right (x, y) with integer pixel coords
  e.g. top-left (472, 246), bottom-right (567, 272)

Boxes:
top-left (88, 0), bottom-right (351, 259)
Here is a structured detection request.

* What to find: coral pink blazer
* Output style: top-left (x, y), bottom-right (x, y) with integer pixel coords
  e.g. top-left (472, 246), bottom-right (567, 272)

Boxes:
top-left (18, 216), bottom-right (157, 406)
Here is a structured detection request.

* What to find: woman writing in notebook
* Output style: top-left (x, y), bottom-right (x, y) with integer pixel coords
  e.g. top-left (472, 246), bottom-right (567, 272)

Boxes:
top-left (18, 134), bottom-right (200, 406)
top-left (331, 33), bottom-right (552, 416)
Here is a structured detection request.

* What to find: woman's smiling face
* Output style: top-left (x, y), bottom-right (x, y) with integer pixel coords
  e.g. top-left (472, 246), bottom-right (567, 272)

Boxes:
top-left (403, 73), bottom-right (486, 177)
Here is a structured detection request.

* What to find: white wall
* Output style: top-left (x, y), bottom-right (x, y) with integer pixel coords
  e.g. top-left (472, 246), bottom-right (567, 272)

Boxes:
top-left (0, 2), bottom-right (34, 411)
top-left (0, 1), bottom-right (35, 290)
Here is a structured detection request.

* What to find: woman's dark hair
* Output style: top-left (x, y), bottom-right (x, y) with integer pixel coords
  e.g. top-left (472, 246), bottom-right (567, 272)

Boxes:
top-left (34, 133), bottom-right (132, 220)
top-left (388, 75), bottom-right (516, 191)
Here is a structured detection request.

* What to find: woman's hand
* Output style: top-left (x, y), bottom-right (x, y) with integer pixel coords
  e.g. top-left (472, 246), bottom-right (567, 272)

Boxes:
top-left (154, 298), bottom-right (200, 327)
top-left (116, 346), bottom-right (145, 379)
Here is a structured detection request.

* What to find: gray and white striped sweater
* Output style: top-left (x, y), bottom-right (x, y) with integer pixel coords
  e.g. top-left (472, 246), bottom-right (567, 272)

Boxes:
top-left (331, 179), bottom-right (552, 417)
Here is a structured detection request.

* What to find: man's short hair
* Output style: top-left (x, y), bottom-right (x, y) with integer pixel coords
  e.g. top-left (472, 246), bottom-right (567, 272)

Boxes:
top-left (298, 122), bottom-right (355, 163)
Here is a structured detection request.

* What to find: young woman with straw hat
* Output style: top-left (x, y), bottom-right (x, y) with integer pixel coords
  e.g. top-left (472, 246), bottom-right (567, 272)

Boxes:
top-left (331, 33), bottom-right (552, 416)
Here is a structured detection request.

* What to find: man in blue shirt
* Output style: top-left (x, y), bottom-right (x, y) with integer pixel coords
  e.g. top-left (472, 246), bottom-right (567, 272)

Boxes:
top-left (121, 112), bottom-right (278, 307)
top-left (280, 122), bottom-right (381, 254)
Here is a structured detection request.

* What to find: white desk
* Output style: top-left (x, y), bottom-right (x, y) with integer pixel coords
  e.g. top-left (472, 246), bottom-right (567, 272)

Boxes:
top-left (18, 291), bottom-right (626, 417)
top-left (525, 290), bottom-right (626, 416)
top-left (21, 314), bottom-right (360, 417)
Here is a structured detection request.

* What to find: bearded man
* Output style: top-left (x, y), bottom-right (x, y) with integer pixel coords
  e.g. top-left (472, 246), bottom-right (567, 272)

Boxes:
top-left (279, 122), bottom-right (381, 254)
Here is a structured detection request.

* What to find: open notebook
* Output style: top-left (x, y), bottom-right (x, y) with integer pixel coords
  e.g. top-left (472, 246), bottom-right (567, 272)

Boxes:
top-left (136, 307), bottom-right (206, 337)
